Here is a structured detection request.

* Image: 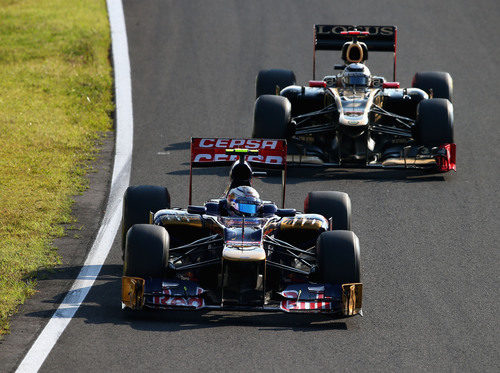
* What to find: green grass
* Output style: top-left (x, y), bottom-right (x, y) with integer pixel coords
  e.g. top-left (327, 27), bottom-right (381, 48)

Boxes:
top-left (0, 0), bottom-right (113, 334)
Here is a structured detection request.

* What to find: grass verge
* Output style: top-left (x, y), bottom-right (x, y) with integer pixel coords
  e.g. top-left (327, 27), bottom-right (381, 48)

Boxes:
top-left (0, 0), bottom-right (113, 335)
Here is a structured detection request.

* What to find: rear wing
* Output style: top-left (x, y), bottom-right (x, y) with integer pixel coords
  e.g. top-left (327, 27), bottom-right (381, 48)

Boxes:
top-left (189, 138), bottom-right (288, 207)
top-left (313, 25), bottom-right (398, 81)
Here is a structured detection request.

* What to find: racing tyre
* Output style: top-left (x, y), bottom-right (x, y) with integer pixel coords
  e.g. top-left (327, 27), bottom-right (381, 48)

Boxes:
top-left (316, 230), bottom-right (360, 285)
top-left (412, 71), bottom-right (453, 101)
top-left (123, 224), bottom-right (169, 279)
top-left (122, 185), bottom-right (170, 252)
top-left (304, 191), bottom-right (351, 230)
top-left (253, 95), bottom-right (291, 139)
top-left (256, 69), bottom-right (296, 98)
top-left (415, 98), bottom-right (453, 147)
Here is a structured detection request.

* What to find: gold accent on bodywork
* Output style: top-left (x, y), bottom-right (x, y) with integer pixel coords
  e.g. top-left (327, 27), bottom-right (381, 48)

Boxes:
top-left (341, 282), bottom-right (363, 316)
top-left (280, 214), bottom-right (328, 231)
top-left (122, 276), bottom-right (145, 310)
top-left (157, 212), bottom-right (203, 228)
top-left (381, 157), bottom-right (437, 167)
top-left (346, 43), bottom-right (364, 63)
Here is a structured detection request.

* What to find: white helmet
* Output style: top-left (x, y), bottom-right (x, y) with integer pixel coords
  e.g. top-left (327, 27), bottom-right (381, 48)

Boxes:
top-left (342, 63), bottom-right (371, 87)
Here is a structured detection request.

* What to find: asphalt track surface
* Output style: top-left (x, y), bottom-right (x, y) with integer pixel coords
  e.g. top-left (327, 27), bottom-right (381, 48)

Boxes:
top-left (4, 0), bottom-right (500, 371)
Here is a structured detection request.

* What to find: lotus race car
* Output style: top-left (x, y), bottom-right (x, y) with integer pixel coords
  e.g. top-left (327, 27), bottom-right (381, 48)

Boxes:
top-left (121, 138), bottom-right (362, 317)
top-left (253, 24), bottom-right (456, 172)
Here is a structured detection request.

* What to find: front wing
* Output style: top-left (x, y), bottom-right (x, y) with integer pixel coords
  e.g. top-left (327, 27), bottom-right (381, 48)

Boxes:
top-left (122, 276), bottom-right (362, 317)
top-left (287, 142), bottom-right (456, 172)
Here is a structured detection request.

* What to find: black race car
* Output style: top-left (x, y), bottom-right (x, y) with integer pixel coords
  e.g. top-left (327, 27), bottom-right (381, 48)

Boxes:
top-left (121, 138), bottom-right (362, 316)
top-left (253, 25), bottom-right (456, 172)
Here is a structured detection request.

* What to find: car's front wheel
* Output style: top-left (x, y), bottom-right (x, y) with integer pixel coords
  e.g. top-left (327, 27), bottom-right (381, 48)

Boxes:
top-left (414, 98), bottom-right (454, 147)
top-left (123, 224), bottom-right (169, 279)
top-left (316, 230), bottom-right (360, 285)
top-left (253, 95), bottom-right (292, 139)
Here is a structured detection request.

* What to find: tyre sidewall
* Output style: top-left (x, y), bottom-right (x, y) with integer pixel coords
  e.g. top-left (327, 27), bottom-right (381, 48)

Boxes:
top-left (124, 224), bottom-right (169, 279)
top-left (415, 98), bottom-right (454, 146)
top-left (256, 69), bottom-right (296, 98)
top-left (316, 230), bottom-right (360, 284)
top-left (253, 95), bottom-right (291, 139)
top-left (304, 191), bottom-right (351, 230)
top-left (412, 71), bottom-right (453, 101)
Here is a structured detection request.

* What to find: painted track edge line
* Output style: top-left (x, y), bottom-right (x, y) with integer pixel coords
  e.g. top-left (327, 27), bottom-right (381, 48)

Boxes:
top-left (15, 0), bottom-right (133, 372)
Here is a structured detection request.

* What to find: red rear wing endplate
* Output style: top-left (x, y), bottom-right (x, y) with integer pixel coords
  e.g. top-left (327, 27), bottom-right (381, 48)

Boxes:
top-left (189, 138), bottom-right (288, 207)
top-left (313, 24), bottom-right (398, 81)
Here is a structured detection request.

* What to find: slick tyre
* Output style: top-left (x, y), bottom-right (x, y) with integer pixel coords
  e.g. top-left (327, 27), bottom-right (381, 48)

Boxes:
top-left (256, 69), bottom-right (296, 98)
top-left (304, 191), bottom-right (351, 230)
top-left (253, 95), bottom-right (291, 139)
top-left (412, 71), bottom-right (453, 101)
top-left (123, 224), bottom-right (169, 279)
top-left (316, 230), bottom-right (360, 285)
top-left (415, 98), bottom-right (454, 147)
top-left (122, 185), bottom-right (170, 253)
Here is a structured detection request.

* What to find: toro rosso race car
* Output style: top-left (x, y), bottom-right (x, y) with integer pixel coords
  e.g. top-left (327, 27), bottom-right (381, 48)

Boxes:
top-left (253, 25), bottom-right (456, 172)
top-left (121, 138), bottom-right (362, 317)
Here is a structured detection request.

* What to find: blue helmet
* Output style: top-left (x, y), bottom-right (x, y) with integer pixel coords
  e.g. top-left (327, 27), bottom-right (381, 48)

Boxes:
top-left (226, 186), bottom-right (262, 217)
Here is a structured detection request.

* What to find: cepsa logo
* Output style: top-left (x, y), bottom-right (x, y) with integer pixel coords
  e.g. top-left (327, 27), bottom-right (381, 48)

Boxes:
top-left (197, 138), bottom-right (279, 149)
top-left (192, 138), bottom-right (285, 165)
top-left (193, 153), bottom-right (284, 164)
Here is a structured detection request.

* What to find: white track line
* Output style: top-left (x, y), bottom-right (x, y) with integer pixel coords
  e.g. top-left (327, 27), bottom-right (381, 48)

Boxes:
top-left (16, 1), bottom-right (133, 371)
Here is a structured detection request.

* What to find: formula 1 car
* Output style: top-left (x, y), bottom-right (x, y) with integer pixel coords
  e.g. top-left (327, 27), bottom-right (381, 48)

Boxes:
top-left (253, 25), bottom-right (456, 172)
top-left (121, 138), bottom-right (362, 317)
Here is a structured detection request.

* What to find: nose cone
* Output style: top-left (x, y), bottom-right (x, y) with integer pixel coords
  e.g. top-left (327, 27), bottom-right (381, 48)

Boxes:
top-left (223, 244), bottom-right (266, 261)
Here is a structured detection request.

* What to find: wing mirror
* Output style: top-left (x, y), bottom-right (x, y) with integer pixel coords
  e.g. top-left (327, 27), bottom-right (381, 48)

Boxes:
top-left (187, 205), bottom-right (207, 215)
top-left (276, 208), bottom-right (296, 217)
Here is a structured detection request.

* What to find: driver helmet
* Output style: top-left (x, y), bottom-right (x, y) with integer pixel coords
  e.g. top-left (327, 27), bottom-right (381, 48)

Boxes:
top-left (341, 63), bottom-right (371, 87)
top-left (226, 186), bottom-right (262, 217)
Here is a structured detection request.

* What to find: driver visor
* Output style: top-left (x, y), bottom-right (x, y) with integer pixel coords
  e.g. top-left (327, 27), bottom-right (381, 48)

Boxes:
top-left (238, 203), bottom-right (257, 214)
top-left (348, 75), bottom-right (367, 85)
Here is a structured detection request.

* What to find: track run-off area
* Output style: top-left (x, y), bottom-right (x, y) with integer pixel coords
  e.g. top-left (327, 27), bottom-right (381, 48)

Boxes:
top-left (3, 0), bottom-right (500, 371)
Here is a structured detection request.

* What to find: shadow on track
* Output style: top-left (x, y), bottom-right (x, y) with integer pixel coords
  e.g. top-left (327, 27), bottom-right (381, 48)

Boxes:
top-left (25, 264), bottom-right (350, 332)
top-left (271, 167), bottom-right (446, 184)
top-left (159, 140), bottom-right (447, 183)
top-left (167, 164), bottom-right (446, 183)
top-left (162, 141), bottom-right (190, 152)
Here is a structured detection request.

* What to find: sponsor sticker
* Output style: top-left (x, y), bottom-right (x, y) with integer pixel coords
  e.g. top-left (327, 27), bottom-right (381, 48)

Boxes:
top-left (191, 138), bottom-right (287, 167)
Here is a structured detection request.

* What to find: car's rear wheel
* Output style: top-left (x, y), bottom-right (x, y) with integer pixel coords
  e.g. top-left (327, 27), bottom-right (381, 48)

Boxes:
top-left (123, 224), bottom-right (169, 279)
top-left (415, 98), bottom-right (454, 147)
top-left (256, 69), bottom-right (296, 98)
top-left (253, 95), bottom-right (292, 139)
top-left (122, 185), bottom-right (170, 253)
top-left (412, 71), bottom-right (453, 101)
top-left (316, 230), bottom-right (360, 285)
top-left (304, 191), bottom-right (351, 230)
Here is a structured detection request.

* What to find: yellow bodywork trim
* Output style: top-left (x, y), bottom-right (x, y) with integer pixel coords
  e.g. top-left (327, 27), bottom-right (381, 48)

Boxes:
top-left (225, 148), bottom-right (259, 154)
top-left (122, 276), bottom-right (145, 310)
top-left (341, 282), bottom-right (363, 316)
top-left (346, 42), bottom-right (364, 63)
